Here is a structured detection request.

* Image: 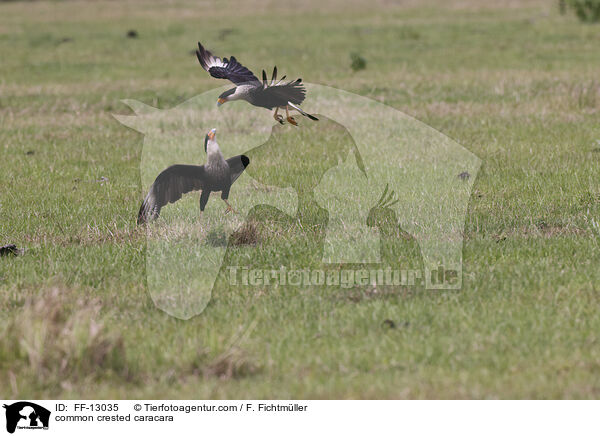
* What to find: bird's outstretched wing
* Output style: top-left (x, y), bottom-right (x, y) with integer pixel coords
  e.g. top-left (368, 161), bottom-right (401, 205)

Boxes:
top-left (196, 42), bottom-right (259, 86)
top-left (226, 154), bottom-right (250, 184)
top-left (253, 69), bottom-right (309, 108)
top-left (138, 164), bottom-right (207, 224)
top-left (259, 78), bottom-right (307, 105)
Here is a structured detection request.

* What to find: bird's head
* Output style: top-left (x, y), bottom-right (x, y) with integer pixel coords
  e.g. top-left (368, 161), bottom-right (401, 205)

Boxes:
top-left (217, 88), bottom-right (235, 106)
top-left (204, 128), bottom-right (217, 152)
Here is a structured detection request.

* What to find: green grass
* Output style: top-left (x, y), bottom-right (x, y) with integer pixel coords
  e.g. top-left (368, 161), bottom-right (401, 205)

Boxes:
top-left (1, 0), bottom-right (600, 399)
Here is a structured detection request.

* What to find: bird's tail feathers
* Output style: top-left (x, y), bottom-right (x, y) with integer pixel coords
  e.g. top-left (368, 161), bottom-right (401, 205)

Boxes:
top-left (287, 102), bottom-right (319, 121)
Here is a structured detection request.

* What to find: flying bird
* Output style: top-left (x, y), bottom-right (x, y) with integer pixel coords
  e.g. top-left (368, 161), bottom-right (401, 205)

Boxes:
top-left (137, 129), bottom-right (249, 224)
top-left (196, 42), bottom-right (318, 126)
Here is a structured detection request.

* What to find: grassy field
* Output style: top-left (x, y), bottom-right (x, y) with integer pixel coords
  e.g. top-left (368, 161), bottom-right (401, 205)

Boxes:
top-left (1, 0), bottom-right (600, 399)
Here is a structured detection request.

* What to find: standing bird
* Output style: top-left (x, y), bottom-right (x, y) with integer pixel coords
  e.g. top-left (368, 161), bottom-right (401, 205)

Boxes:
top-left (137, 129), bottom-right (249, 224)
top-left (196, 42), bottom-right (318, 126)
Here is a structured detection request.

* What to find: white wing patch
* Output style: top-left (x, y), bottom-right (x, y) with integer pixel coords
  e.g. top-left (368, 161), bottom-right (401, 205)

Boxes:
top-left (206, 54), bottom-right (227, 69)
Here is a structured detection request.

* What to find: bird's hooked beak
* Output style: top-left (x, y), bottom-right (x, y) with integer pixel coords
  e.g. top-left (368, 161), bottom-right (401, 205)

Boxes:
top-left (217, 98), bottom-right (227, 106)
top-left (204, 128), bottom-right (216, 152)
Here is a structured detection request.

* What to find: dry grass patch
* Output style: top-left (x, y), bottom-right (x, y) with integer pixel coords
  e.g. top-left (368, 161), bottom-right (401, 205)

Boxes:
top-left (0, 288), bottom-right (132, 396)
top-left (229, 220), bottom-right (261, 246)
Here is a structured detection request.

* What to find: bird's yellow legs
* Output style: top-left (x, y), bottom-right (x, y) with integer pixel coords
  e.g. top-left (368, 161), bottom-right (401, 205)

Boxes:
top-left (273, 107), bottom-right (284, 124)
top-left (272, 106), bottom-right (299, 125)
top-left (273, 106), bottom-right (298, 125)
top-left (223, 199), bottom-right (237, 214)
top-left (286, 105), bottom-right (297, 126)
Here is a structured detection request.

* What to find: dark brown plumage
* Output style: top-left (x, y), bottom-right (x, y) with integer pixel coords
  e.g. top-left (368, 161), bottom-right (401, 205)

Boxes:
top-left (137, 129), bottom-right (249, 224)
top-left (196, 42), bottom-right (318, 124)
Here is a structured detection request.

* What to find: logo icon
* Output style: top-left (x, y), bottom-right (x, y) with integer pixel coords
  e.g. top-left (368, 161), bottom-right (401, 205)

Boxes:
top-left (3, 402), bottom-right (50, 434)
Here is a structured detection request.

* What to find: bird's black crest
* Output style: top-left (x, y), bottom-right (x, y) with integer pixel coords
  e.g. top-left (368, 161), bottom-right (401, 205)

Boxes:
top-left (204, 133), bottom-right (209, 152)
top-left (218, 88), bottom-right (236, 99)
